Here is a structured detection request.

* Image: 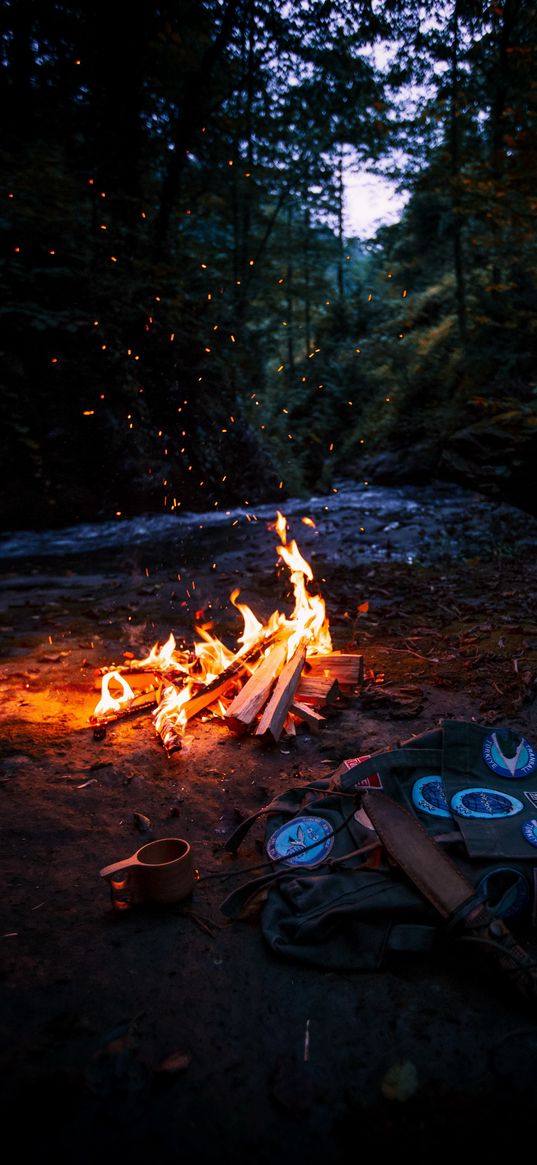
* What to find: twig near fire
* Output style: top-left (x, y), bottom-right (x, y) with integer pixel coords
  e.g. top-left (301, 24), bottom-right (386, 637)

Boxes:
top-left (90, 676), bottom-right (162, 727)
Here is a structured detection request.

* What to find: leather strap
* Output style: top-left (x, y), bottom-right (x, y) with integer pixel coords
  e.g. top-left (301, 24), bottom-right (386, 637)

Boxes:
top-left (224, 779), bottom-right (333, 853)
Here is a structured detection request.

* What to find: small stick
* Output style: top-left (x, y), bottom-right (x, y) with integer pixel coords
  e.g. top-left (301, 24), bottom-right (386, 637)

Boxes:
top-left (89, 691), bottom-right (160, 727)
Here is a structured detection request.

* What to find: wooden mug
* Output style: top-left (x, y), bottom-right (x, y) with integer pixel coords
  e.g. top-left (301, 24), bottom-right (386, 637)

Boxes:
top-left (100, 837), bottom-right (194, 910)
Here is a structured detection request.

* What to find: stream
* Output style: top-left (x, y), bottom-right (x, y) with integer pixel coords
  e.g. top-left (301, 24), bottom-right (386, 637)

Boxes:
top-left (1, 480), bottom-right (535, 576)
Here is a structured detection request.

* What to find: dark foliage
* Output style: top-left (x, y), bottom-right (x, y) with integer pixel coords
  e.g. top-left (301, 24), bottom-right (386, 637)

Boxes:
top-left (1, 0), bottom-right (536, 527)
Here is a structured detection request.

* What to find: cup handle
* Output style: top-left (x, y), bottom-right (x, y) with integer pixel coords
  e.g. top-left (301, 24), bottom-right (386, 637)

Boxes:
top-left (100, 855), bottom-right (139, 881)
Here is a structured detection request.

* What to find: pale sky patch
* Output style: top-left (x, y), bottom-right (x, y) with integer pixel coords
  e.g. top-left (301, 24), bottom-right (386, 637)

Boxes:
top-left (344, 168), bottom-right (409, 239)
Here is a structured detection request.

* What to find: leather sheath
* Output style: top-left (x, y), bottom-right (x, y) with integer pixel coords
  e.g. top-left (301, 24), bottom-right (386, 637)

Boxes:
top-left (362, 791), bottom-right (537, 1005)
top-left (362, 791), bottom-right (476, 919)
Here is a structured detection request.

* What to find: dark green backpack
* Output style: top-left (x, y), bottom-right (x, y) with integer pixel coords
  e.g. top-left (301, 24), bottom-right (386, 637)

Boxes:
top-left (221, 722), bottom-right (536, 970)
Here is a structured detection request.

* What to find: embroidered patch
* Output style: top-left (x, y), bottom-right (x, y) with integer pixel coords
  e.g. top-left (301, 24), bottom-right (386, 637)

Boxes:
top-left (266, 816), bottom-right (334, 867)
top-left (483, 730), bottom-right (537, 779)
top-left (522, 820), bottom-right (537, 849)
top-left (411, 775), bottom-right (451, 818)
top-left (340, 754), bottom-right (382, 789)
top-left (451, 787), bottom-right (524, 819)
top-left (342, 755), bottom-right (371, 769)
top-left (524, 791), bottom-right (537, 810)
top-left (355, 772), bottom-right (383, 790)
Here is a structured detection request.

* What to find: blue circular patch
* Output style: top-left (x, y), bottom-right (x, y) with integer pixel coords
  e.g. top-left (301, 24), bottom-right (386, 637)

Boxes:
top-left (266, 816), bottom-right (334, 867)
top-left (522, 819), bottom-right (537, 848)
top-left (451, 787), bottom-right (524, 819)
top-left (412, 775), bottom-right (451, 818)
top-left (483, 730), bottom-right (537, 779)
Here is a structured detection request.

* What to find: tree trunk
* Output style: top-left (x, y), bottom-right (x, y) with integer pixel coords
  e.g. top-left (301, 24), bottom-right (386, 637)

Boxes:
top-left (286, 205), bottom-right (295, 374)
top-left (449, 0), bottom-right (467, 342)
top-left (337, 150), bottom-right (345, 302)
top-left (488, 0), bottom-right (514, 289)
top-left (154, 0), bottom-right (243, 247)
top-left (304, 203), bottom-right (312, 354)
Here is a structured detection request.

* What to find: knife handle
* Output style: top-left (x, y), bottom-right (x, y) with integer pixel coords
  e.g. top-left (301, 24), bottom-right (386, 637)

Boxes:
top-left (455, 904), bottom-right (537, 1006)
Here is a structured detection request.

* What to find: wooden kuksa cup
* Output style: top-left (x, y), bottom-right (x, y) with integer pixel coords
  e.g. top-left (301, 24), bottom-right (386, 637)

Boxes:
top-left (100, 837), bottom-right (194, 910)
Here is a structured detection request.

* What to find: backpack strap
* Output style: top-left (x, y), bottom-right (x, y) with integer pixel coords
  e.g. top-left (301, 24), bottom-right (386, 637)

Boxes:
top-left (224, 778), bottom-right (332, 853)
top-left (221, 870), bottom-right (297, 919)
top-left (337, 747), bottom-right (444, 792)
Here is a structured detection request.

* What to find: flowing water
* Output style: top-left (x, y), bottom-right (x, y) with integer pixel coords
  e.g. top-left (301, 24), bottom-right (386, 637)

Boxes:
top-left (0, 481), bottom-right (535, 575)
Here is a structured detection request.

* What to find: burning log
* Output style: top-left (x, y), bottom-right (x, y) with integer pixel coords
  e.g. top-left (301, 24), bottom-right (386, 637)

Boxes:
top-left (180, 629), bottom-right (281, 723)
top-left (153, 630), bottom-right (284, 752)
top-left (289, 700), bottom-right (326, 733)
top-left (224, 642), bottom-right (288, 735)
top-left (295, 674), bottom-right (341, 708)
top-left (306, 653), bottom-right (364, 693)
top-left (89, 690), bottom-right (160, 726)
top-left (154, 683), bottom-right (187, 755)
top-left (255, 645), bottom-right (307, 742)
top-left (90, 670), bottom-right (161, 726)
top-left (283, 713), bottom-right (296, 736)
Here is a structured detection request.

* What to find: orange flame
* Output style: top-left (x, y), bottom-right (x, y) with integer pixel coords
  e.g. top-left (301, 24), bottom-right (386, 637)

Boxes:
top-left (194, 623), bottom-right (235, 682)
top-left (94, 670), bottom-right (135, 718)
top-left (277, 538), bottom-right (331, 659)
top-left (230, 588), bottom-right (264, 651)
top-left (153, 682), bottom-right (193, 747)
top-left (93, 510), bottom-right (331, 736)
top-left (275, 510), bottom-right (288, 545)
top-left (136, 632), bottom-right (190, 675)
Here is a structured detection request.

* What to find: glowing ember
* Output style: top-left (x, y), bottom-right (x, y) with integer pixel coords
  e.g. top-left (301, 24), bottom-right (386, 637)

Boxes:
top-left (92, 512), bottom-right (343, 748)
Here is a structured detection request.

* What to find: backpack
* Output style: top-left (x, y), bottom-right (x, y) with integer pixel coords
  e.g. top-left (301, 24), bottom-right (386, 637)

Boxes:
top-left (221, 721), bottom-right (536, 971)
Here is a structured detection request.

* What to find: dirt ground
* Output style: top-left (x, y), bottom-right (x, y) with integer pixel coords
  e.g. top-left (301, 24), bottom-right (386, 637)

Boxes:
top-left (2, 504), bottom-right (537, 1163)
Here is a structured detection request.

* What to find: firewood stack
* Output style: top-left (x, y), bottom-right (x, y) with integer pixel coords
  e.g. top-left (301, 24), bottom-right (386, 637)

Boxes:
top-left (90, 513), bottom-right (364, 751)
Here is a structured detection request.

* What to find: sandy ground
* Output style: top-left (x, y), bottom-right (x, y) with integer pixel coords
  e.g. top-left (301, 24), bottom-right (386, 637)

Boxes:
top-left (2, 504), bottom-right (537, 1162)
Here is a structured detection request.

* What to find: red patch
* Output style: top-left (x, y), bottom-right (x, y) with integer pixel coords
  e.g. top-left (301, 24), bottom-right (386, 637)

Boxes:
top-left (341, 755), bottom-right (383, 789)
top-left (355, 772), bottom-right (383, 789)
top-left (342, 754), bottom-right (370, 769)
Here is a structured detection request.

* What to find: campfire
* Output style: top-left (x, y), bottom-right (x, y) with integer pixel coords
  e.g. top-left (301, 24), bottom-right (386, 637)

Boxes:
top-left (91, 511), bottom-right (363, 751)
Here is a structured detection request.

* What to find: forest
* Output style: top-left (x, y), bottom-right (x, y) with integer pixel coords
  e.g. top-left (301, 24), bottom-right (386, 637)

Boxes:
top-left (4, 5), bottom-right (537, 1156)
top-left (2, 0), bottom-right (537, 529)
